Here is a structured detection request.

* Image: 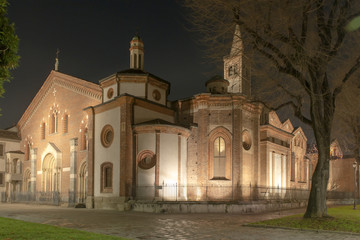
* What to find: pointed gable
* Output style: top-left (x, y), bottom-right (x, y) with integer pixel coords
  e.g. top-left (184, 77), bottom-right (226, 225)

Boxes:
top-left (268, 111), bottom-right (282, 129)
top-left (281, 119), bottom-right (294, 133)
top-left (18, 71), bottom-right (102, 130)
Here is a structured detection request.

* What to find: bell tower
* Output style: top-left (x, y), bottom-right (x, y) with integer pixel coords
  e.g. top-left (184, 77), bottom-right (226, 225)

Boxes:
top-left (223, 25), bottom-right (251, 95)
top-left (129, 35), bottom-right (144, 70)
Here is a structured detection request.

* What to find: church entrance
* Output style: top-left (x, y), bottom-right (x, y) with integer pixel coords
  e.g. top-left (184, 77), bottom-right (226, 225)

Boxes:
top-left (42, 153), bottom-right (60, 193)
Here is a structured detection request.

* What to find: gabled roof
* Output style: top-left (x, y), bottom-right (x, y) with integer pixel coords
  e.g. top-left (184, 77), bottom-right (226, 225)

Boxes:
top-left (268, 111), bottom-right (282, 128)
top-left (281, 119), bottom-right (294, 133)
top-left (0, 129), bottom-right (21, 141)
top-left (18, 71), bottom-right (102, 130)
top-left (117, 69), bottom-right (170, 86)
top-left (293, 126), bottom-right (308, 141)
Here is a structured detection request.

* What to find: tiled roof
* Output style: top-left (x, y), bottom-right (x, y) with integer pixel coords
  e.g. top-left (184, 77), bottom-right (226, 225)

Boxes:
top-left (0, 129), bottom-right (20, 141)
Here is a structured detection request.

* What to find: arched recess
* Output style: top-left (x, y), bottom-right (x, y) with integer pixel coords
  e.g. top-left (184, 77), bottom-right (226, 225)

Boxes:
top-left (78, 160), bottom-right (87, 203)
top-left (42, 153), bottom-right (60, 192)
top-left (208, 127), bottom-right (232, 180)
top-left (136, 150), bottom-right (156, 199)
top-left (23, 168), bottom-right (31, 192)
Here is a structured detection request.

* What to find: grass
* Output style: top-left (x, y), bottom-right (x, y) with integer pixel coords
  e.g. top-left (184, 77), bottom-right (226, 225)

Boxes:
top-left (0, 217), bottom-right (127, 240)
top-left (251, 205), bottom-right (360, 233)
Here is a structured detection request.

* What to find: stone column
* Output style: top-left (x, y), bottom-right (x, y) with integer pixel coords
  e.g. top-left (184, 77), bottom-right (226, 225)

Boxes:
top-left (69, 138), bottom-right (78, 205)
top-left (30, 148), bottom-right (37, 193)
top-left (282, 154), bottom-right (286, 189)
top-left (272, 151), bottom-right (275, 188)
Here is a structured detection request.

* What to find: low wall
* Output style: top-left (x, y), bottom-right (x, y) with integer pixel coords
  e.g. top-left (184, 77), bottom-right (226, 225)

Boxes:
top-left (127, 200), bottom-right (308, 214)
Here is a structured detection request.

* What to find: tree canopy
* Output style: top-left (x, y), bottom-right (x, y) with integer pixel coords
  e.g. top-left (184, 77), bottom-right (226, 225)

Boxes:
top-left (0, 0), bottom-right (19, 97)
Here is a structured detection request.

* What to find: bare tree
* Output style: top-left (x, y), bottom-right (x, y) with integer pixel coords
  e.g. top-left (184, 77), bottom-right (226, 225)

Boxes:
top-left (184, 0), bottom-right (360, 218)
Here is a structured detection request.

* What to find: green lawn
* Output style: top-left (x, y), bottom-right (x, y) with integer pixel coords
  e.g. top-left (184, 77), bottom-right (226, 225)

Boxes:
top-left (251, 205), bottom-right (360, 233)
top-left (0, 217), bottom-right (127, 240)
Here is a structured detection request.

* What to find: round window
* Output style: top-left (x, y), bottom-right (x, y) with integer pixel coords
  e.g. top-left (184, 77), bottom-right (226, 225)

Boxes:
top-left (152, 89), bottom-right (161, 101)
top-left (137, 150), bottom-right (156, 170)
top-left (242, 130), bottom-right (252, 150)
top-left (107, 88), bottom-right (114, 99)
top-left (101, 125), bottom-right (114, 148)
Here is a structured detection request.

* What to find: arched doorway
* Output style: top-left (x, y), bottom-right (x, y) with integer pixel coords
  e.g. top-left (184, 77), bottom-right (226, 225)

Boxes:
top-left (42, 153), bottom-right (60, 192)
top-left (78, 161), bottom-right (87, 203)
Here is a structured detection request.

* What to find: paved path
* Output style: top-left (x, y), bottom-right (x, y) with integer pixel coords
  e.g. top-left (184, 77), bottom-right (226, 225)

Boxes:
top-left (0, 203), bottom-right (358, 240)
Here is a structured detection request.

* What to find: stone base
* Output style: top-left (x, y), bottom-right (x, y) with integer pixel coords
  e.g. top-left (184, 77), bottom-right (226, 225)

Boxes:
top-left (130, 200), bottom-right (308, 213)
top-left (94, 197), bottom-right (126, 211)
top-left (86, 196), bottom-right (94, 209)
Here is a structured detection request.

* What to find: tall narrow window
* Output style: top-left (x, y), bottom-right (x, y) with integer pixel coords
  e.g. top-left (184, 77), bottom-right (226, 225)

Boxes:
top-left (214, 137), bottom-right (226, 178)
top-left (41, 122), bottom-right (45, 140)
top-left (50, 112), bottom-right (58, 134)
top-left (105, 167), bottom-right (112, 188)
top-left (209, 127), bottom-right (232, 180)
top-left (25, 143), bottom-right (30, 161)
top-left (228, 66), bottom-right (233, 76)
top-left (63, 113), bottom-right (69, 134)
top-left (290, 155), bottom-right (295, 181)
top-left (139, 54), bottom-right (142, 69)
top-left (80, 128), bottom-right (88, 151)
top-left (0, 173), bottom-right (3, 186)
top-left (101, 162), bottom-right (113, 193)
top-left (0, 144), bottom-right (4, 158)
top-left (134, 54), bottom-right (137, 69)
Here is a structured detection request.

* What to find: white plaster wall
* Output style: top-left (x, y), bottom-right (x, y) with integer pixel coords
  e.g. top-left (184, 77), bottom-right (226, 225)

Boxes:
top-left (180, 136), bottom-right (187, 199)
top-left (137, 133), bottom-right (155, 153)
top-left (147, 84), bottom-right (166, 105)
top-left (103, 84), bottom-right (117, 102)
top-left (159, 133), bottom-right (178, 185)
top-left (138, 167), bottom-right (155, 186)
top-left (137, 133), bottom-right (156, 187)
top-left (134, 106), bottom-right (174, 124)
top-left (94, 107), bottom-right (121, 197)
top-left (119, 82), bottom-right (145, 97)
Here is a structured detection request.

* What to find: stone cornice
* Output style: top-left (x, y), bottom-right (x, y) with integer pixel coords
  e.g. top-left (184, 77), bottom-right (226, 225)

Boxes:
top-left (134, 124), bottom-right (191, 138)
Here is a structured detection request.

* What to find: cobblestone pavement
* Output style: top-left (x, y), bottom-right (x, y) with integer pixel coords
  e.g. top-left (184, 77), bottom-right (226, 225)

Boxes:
top-left (0, 203), bottom-right (359, 240)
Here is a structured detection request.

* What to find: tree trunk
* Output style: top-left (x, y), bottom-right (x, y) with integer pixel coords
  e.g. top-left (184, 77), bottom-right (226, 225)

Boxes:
top-left (304, 102), bottom-right (332, 218)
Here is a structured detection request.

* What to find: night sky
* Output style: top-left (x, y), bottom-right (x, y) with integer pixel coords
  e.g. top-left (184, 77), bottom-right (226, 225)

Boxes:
top-left (2, 0), bottom-right (217, 129)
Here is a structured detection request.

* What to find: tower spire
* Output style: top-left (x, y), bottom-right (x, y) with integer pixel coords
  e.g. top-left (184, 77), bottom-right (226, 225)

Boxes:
top-left (223, 25), bottom-right (251, 96)
top-left (129, 35), bottom-right (144, 70)
top-left (230, 25), bottom-right (243, 56)
top-left (55, 49), bottom-right (60, 71)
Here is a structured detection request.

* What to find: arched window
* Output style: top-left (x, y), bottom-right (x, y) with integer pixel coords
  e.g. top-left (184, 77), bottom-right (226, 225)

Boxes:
top-left (80, 127), bottom-right (88, 151)
top-left (208, 127), bottom-right (232, 180)
top-left (50, 112), bottom-right (58, 134)
top-left (24, 142), bottom-right (31, 161)
top-left (101, 162), bottom-right (113, 193)
top-left (213, 137), bottom-right (226, 178)
top-left (63, 113), bottom-right (69, 134)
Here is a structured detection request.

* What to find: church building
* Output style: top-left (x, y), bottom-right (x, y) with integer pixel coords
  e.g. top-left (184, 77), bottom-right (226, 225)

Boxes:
top-left (1, 27), bottom-right (313, 209)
